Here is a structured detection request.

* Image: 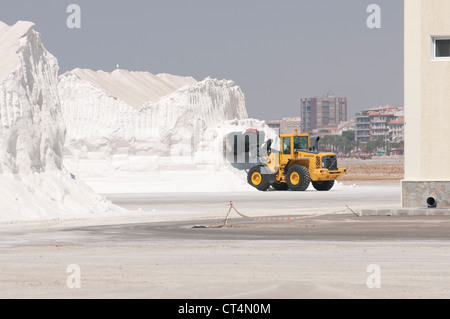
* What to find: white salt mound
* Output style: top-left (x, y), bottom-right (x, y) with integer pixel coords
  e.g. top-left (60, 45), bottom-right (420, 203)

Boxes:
top-left (58, 69), bottom-right (249, 158)
top-left (0, 21), bottom-right (121, 222)
top-left (68, 68), bottom-right (198, 109)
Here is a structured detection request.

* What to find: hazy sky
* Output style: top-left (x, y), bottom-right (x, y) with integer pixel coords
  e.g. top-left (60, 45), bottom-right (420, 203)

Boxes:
top-left (1, 0), bottom-right (404, 121)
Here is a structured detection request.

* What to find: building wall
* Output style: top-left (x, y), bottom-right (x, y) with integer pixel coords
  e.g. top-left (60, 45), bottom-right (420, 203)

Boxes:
top-left (266, 118), bottom-right (301, 135)
top-left (301, 97), bottom-right (347, 133)
top-left (356, 111), bottom-right (370, 142)
top-left (404, 0), bottom-right (450, 181)
top-left (266, 121), bottom-right (280, 135)
top-left (389, 119), bottom-right (404, 143)
top-left (280, 118), bottom-right (301, 134)
top-left (403, 0), bottom-right (450, 208)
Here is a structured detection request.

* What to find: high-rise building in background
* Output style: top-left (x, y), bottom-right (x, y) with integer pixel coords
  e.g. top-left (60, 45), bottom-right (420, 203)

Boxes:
top-left (300, 95), bottom-right (347, 134)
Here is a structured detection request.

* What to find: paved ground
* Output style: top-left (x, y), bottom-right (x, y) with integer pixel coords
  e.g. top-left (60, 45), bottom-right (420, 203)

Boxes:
top-left (12, 214), bottom-right (446, 243)
top-left (1, 182), bottom-right (450, 299)
top-left (102, 182), bottom-right (401, 221)
top-left (2, 214), bottom-right (450, 246)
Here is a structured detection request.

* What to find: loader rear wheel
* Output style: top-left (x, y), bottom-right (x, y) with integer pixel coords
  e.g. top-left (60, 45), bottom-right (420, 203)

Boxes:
top-left (286, 165), bottom-right (310, 191)
top-left (248, 166), bottom-right (271, 191)
top-left (271, 180), bottom-right (289, 191)
top-left (312, 180), bottom-right (335, 191)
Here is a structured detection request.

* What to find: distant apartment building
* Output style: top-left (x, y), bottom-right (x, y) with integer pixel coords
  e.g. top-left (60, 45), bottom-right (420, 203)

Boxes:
top-left (355, 111), bottom-right (370, 142)
top-left (266, 117), bottom-right (301, 135)
top-left (388, 118), bottom-right (404, 143)
top-left (355, 106), bottom-right (404, 143)
top-left (308, 119), bottom-right (355, 137)
top-left (338, 119), bottom-right (356, 135)
top-left (300, 95), bottom-right (347, 134)
top-left (266, 121), bottom-right (281, 134)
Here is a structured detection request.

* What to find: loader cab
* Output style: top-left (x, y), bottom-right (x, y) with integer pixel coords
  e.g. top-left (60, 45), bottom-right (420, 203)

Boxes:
top-left (281, 134), bottom-right (310, 157)
top-left (279, 134), bottom-right (308, 168)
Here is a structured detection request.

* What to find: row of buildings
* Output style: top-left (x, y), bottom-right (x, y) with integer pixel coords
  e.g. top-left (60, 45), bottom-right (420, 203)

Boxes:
top-left (267, 95), bottom-right (404, 144)
top-left (355, 106), bottom-right (404, 143)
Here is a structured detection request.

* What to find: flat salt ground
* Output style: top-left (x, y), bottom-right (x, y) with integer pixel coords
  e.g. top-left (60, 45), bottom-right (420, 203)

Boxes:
top-left (63, 156), bottom-right (255, 194)
top-left (101, 182), bottom-right (400, 223)
top-left (61, 156), bottom-right (401, 223)
top-left (4, 183), bottom-right (450, 299)
top-left (1, 219), bottom-right (450, 299)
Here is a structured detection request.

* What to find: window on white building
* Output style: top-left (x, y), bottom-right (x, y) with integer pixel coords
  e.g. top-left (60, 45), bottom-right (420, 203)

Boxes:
top-left (432, 37), bottom-right (450, 60)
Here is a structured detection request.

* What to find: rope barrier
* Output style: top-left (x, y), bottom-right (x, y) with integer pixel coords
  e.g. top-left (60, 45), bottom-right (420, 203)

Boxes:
top-left (193, 202), bottom-right (356, 229)
top-left (219, 201), bottom-right (351, 227)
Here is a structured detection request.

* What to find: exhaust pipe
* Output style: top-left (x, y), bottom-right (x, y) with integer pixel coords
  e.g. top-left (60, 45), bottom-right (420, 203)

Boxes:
top-left (309, 136), bottom-right (320, 152)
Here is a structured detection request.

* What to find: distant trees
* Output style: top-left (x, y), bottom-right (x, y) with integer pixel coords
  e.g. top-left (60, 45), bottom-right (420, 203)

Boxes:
top-left (318, 130), bottom-right (403, 156)
top-left (364, 137), bottom-right (383, 155)
top-left (360, 136), bottom-right (404, 156)
top-left (320, 130), bottom-right (355, 155)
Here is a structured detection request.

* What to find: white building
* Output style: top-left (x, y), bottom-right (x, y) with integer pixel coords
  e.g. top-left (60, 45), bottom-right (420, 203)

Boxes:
top-left (403, 0), bottom-right (450, 208)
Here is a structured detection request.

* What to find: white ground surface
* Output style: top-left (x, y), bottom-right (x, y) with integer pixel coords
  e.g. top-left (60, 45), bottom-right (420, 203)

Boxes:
top-left (5, 182), bottom-right (450, 299)
top-left (2, 239), bottom-right (450, 299)
top-left (63, 157), bottom-right (255, 195)
top-left (101, 182), bottom-right (399, 223)
top-left (1, 182), bottom-right (450, 299)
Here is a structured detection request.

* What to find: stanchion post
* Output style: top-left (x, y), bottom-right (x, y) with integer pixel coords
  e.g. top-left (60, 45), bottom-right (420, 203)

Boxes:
top-left (224, 201), bottom-right (233, 227)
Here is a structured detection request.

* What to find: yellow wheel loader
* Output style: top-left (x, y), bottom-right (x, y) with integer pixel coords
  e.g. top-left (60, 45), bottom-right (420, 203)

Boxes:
top-left (243, 132), bottom-right (347, 192)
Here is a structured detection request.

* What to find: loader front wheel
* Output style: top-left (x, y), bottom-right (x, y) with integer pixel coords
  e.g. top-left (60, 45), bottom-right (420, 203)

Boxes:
top-left (286, 165), bottom-right (310, 191)
top-left (248, 166), bottom-right (271, 191)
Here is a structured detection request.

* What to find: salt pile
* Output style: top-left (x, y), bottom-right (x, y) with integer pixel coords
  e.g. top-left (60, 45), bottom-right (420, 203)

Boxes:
top-left (0, 19), bottom-right (277, 222)
top-left (59, 68), bottom-right (277, 193)
top-left (0, 21), bottom-right (119, 221)
top-left (58, 69), bottom-right (249, 157)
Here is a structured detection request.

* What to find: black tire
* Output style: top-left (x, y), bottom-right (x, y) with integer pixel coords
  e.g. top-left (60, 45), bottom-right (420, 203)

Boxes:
top-left (286, 165), bottom-right (310, 191)
top-left (247, 166), bottom-right (271, 191)
top-left (271, 180), bottom-right (289, 191)
top-left (312, 180), bottom-right (335, 191)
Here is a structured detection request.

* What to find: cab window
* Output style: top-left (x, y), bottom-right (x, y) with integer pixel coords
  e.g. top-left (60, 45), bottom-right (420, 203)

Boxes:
top-left (283, 138), bottom-right (291, 155)
top-left (294, 136), bottom-right (308, 150)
